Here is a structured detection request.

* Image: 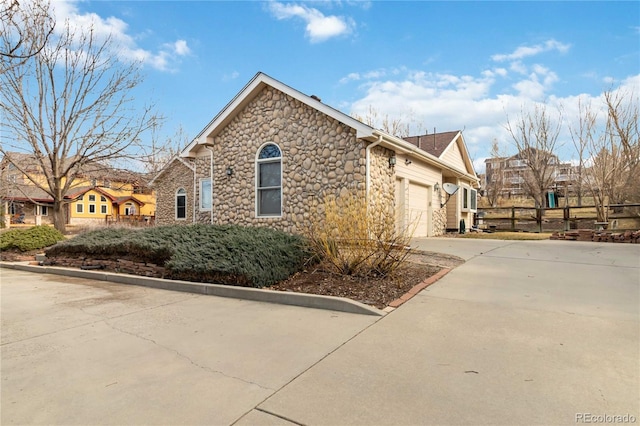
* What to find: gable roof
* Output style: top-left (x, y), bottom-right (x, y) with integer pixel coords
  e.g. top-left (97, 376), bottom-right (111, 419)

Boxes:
top-left (148, 155), bottom-right (195, 187)
top-left (63, 186), bottom-right (117, 202)
top-left (403, 131), bottom-right (461, 158)
top-left (180, 72), bottom-right (478, 183)
top-left (182, 72), bottom-right (374, 156)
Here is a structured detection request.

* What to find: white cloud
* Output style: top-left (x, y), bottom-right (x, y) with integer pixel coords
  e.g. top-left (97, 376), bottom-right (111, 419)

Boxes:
top-left (345, 62), bottom-right (640, 168)
top-left (268, 2), bottom-right (355, 43)
top-left (47, 0), bottom-right (191, 72)
top-left (492, 39), bottom-right (571, 62)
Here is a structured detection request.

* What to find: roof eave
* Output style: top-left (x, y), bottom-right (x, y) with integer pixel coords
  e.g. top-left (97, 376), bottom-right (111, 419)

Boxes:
top-left (372, 130), bottom-right (479, 183)
top-left (182, 72), bottom-right (375, 156)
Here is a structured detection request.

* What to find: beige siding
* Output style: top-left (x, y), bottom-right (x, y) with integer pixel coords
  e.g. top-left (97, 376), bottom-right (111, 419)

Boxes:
top-left (441, 140), bottom-right (466, 172)
top-left (394, 153), bottom-right (445, 236)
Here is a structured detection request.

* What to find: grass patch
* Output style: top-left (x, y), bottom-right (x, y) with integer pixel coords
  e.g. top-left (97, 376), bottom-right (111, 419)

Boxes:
top-left (46, 224), bottom-right (311, 288)
top-left (459, 232), bottom-right (552, 240)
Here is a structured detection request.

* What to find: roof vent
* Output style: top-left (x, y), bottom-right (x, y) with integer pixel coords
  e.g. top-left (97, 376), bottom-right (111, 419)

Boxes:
top-left (310, 95), bottom-right (321, 102)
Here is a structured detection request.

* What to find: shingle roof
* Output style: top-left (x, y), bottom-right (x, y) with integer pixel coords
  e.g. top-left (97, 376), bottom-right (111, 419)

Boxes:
top-left (402, 130), bottom-right (460, 158)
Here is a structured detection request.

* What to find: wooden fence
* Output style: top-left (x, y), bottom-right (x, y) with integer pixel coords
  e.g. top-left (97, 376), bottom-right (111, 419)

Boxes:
top-left (476, 203), bottom-right (640, 233)
top-left (105, 214), bottom-right (155, 227)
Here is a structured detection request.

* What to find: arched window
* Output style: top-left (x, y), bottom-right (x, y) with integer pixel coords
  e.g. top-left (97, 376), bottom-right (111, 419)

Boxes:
top-left (176, 188), bottom-right (187, 219)
top-left (256, 143), bottom-right (282, 216)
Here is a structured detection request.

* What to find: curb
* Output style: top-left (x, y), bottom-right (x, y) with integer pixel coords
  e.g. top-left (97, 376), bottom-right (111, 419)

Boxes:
top-left (387, 267), bottom-right (453, 308)
top-left (0, 262), bottom-right (384, 317)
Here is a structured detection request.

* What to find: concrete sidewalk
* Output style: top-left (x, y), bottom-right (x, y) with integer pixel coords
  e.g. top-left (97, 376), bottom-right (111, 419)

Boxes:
top-left (253, 239), bottom-right (640, 425)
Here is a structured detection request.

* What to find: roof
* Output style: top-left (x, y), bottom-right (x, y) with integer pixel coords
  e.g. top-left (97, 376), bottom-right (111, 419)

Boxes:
top-left (183, 72), bottom-right (374, 156)
top-left (114, 195), bottom-right (145, 206)
top-left (2, 185), bottom-right (53, 203)
top-left (178, 72), bottom-right (478, 183)
top-left (63, 186), bottom-right (117, 202)
top-left (403, 131), bottom-right (462, 158)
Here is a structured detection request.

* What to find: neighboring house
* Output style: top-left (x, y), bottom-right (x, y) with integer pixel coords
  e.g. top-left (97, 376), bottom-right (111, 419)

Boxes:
top-left (151, 72), bottom-right (479, 237)
top-left (0, 152), bottom-right (155, 226)
top-left (484, 150), bottom-right (576, 206)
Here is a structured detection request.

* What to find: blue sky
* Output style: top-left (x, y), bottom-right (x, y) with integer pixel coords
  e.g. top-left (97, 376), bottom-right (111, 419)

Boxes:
top-left (51, 0), bottom-right (639, 172)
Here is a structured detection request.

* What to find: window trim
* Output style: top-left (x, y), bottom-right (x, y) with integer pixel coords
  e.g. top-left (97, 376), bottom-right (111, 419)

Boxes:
top-left (176, 188), bottom-right (187, 220)
top-left (199, 178), bottom-right (212, 211)
top-left (89, 204), bottom-right (96, 214)
top-left (76, 203), bottom-right (84, 214)
top-left (461, 185), bottom-right (477, 213)
top-left (100, 204), bottom-right (108, 214)
top-left (255, 142), bottom-right (283, 217)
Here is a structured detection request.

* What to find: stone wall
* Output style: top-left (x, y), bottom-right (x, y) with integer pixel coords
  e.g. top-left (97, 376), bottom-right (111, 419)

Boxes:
top-left (194, 86), bottom-right (371, 234)
top-left (154, 159), bottom-right (195, 225)
top-left (433, 207), bottom-right (447, 236)
top-left (47, 255), bottom-right (166, 278)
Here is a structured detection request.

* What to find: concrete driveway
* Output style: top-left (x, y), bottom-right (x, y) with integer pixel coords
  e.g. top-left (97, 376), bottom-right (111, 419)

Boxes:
top-left (257, 239), bottom-right (639, 425)
top-left (2, 239), bottom-right (639, 425)
top-left (0, 269), bottom-right (378, 425)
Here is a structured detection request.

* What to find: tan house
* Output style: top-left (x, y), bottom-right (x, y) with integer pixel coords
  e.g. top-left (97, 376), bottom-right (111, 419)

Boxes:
top-left (151, 72), bottom-right (478, 236)
top-left (0, 152), bottom-right (155, 227)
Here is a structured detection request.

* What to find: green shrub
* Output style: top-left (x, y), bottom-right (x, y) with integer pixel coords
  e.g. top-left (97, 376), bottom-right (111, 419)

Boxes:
top-left (45, 224), bottom-right (311, 288)
top-left (0, 226), bottom-right (65, 252)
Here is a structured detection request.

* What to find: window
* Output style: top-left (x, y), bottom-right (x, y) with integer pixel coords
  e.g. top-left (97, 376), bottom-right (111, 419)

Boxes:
top-left (176, 188), bottom-right (187, 219)
top-left (89, 204), bottom-right (96, 214)
top-left (462, 186), bottom-right (477, 212)
top-left (76, 203), bottom-right (84, 213)
top-left (34, 205), bottom-right (48, 216)
top-left (101, 205), bottom-right (108, 214)
top-left (125, 203), bottom-right (136, 215)
top-left (100, 196), bottom-right (107, 202)
top-left (256, 143), bottom-right (282, 216)
top-left (200, 178), bottom-right (212, 210)
top-left (88, 194), bottom-right (96, 202)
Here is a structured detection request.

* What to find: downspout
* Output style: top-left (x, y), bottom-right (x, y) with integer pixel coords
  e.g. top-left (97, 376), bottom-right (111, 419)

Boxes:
top-left (203, 145), bottom-right (214, 224)
top-left (365, 135), bottom-right (383, 204)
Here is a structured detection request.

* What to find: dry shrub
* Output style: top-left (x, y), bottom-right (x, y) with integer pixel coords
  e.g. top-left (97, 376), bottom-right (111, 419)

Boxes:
top-left (305, 190), bottom-right (415, 277)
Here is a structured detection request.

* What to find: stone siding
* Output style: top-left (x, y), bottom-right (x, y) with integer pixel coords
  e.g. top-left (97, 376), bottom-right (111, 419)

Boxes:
top-left (197, 86), bottom-right (369, 234)
top-left (154, 159), bottom-right (194, 225)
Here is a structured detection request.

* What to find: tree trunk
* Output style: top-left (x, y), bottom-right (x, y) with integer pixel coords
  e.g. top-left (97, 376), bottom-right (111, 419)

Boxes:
top-left (52, 200), bottom-right (66, 233)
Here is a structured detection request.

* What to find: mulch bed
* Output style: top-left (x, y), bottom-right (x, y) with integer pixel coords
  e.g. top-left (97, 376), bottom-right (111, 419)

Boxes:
top-left (269, 251), bottom-right (464, 309)
top-left (1, 248), bottom-right (464, 310)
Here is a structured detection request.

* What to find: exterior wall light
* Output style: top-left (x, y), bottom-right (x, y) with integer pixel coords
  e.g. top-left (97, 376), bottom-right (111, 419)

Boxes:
top-left (388, 156), bottom-right (397, 168)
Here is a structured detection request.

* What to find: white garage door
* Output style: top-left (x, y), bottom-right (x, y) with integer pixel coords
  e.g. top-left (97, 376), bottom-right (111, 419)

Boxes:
top-left (408, 183), bottom-right (429, 237)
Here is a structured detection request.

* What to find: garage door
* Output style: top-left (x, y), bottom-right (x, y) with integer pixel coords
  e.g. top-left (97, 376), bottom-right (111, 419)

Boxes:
top-left (408, 183), bottom-right (429, 237)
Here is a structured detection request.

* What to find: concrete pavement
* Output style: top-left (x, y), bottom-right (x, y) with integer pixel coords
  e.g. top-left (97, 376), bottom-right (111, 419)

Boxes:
top-left (2, 239), bottom-right (639, 425)
top-left (255, 239), bottom-right (640, 425)
top-left (0, 269), bottom-right (379, 425)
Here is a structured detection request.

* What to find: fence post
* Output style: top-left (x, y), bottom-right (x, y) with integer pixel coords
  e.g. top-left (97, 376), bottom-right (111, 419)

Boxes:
top-left (511, 207), bottom-right (516, 231)
top-left (563, 207), bottom-right (570, 231)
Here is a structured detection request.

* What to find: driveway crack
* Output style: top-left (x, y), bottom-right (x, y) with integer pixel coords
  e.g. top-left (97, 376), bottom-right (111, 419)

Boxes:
top-left (105, 321), bottom-right (275, 391)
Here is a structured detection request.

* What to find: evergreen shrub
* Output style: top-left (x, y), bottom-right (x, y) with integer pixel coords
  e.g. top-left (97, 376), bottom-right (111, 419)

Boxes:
top-left (45, 224), bottom-right (311, 288)
top-left (0, 226), bottom-right (65, 252)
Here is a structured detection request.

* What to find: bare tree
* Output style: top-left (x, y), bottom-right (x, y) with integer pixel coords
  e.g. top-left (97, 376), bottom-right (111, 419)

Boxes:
top-left (567, 97), bottom-right (595, 207)
top-left (505, 103), bottom-right (563, 208)
top-left (141, 123), bottom-right (189, 175)
top-left (0, 2), bottom-right (158, 232)
top-left (603, 88), bottom-right (640, 204)
top-left (0, 0), bottom-right (55, 72)
top-left (484, 139), bottom-right (508, 207)
top-left (581, 88), bottom-right (640, 222)
top-left (352, 105), bottom-right (414, 138)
